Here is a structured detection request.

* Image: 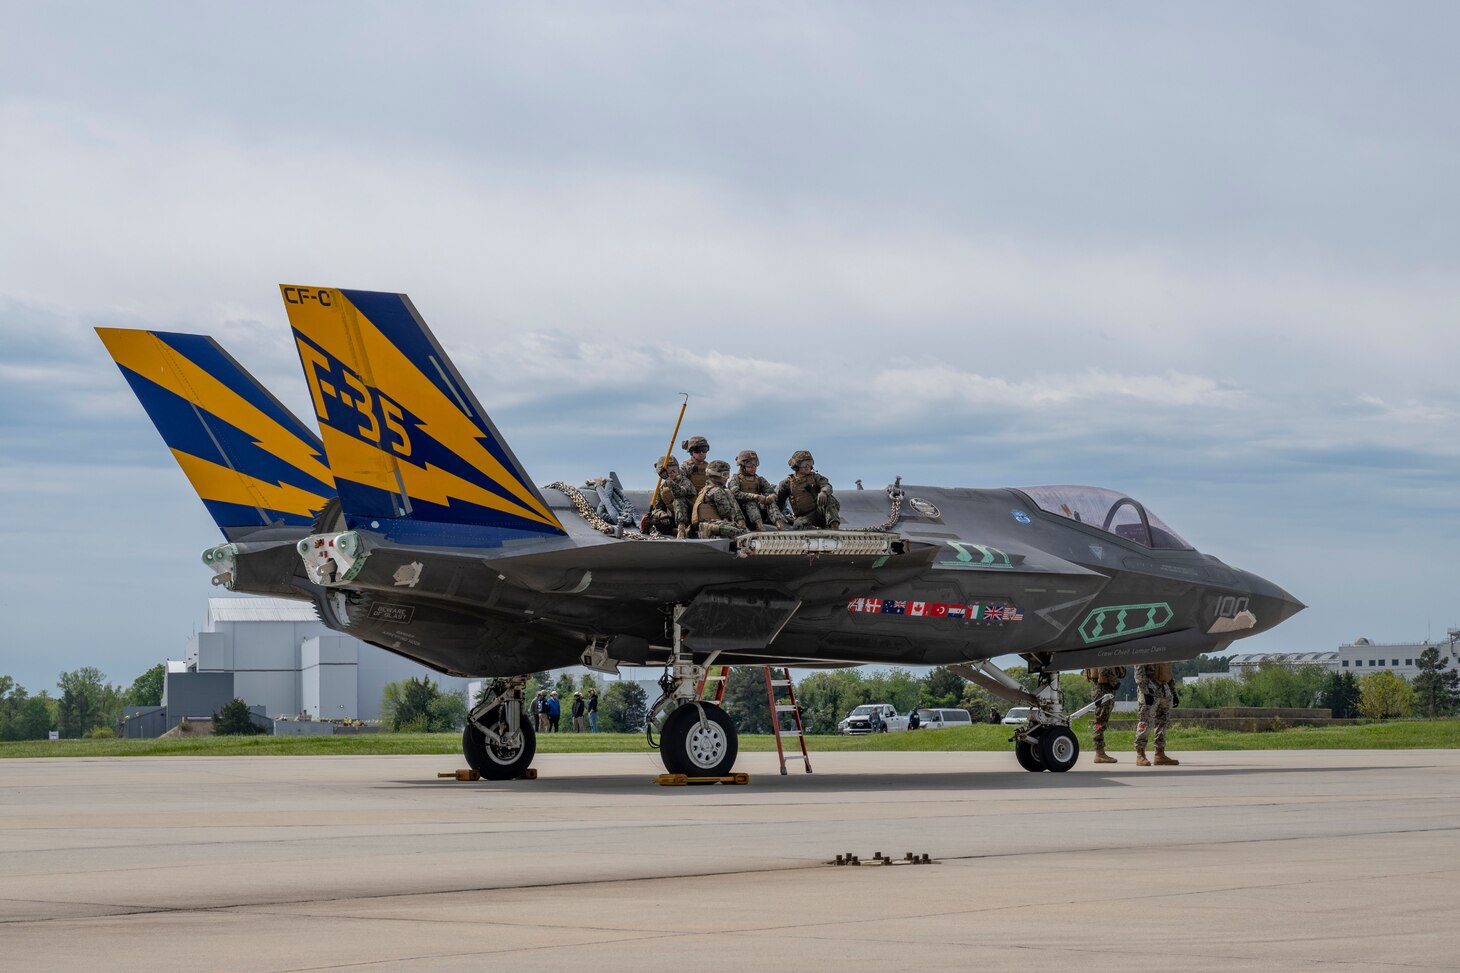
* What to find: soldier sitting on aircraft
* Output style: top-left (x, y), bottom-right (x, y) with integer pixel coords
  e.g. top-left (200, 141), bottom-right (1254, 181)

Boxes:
top-left (692, 460), bottom-right (749, 538)
top-left (727, 449), bottom-right (787, 531)
top-left (680, 435), bottom-right (711, 492)
top-left (648, 455), bottom-right (696, 539)
top-left (776, 450), bottom-right (841, 530)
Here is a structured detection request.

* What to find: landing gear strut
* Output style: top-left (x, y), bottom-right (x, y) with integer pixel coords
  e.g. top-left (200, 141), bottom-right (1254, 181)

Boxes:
top-left (463, 677), bottom-right (536, 780)
top-left (949, 658), bottom-right (1084, 773)
top-left (646, 606), bottom-right (739, 777)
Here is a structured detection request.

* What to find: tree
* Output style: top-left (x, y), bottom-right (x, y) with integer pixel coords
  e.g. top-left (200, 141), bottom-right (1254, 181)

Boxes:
top-left (15, 697), bottom-right (53, 740)
top-left (1411, 648), bottom-right (1459, 718)
top-left (524, 671), bottom-right (552, 698)
top-left (213, 698), bottom-right (266, 735)
top-left (1181, 676), bottom-right (1245, 709)
top-left (555, 672), bottom-right (578, 701)
top-left (0, 676), bottom-right (29, 741)
top-left (382, 678), bottom-right (462, 731)
top-left (578, 673), bottom-right (599, 695)
top-left (427, 691), bottom-right (467, 731)
top-left (1318, 671), bottom-right (1362, 719)
top-left (1173, 654), bottom-right (1232, 680)
top-left (1357, 671), bottom-right (1415, 720)
top-left (920, 667), bottom-right (965, 708)
top-left (1059, 673), bottom-right (1093, 711)
top-left (600, 681), bottom-right (648, 732)
top-left (720, 667), bottom-right (773, 734)
top-left (126, 664), bottom-right (166, 707)
top-left (57, 667), bottom-right (120, 739)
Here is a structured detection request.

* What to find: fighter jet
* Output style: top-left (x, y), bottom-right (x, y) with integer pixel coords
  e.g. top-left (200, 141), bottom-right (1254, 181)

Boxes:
top-left (99, 285), bottom-right (1303, 779)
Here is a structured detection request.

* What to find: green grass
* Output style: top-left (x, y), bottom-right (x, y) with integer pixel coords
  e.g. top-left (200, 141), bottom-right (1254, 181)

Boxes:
top-left (3, 718), bottom-right (1458, 758)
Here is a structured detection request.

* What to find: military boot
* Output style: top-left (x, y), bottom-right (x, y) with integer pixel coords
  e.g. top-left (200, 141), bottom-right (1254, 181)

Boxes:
top-left (1093, 749), bottom-right (1117, 764)
top-left (1135, 747), bottom-right (1151, 767)
top-left (1153, 749), bottom-right (1180, 766)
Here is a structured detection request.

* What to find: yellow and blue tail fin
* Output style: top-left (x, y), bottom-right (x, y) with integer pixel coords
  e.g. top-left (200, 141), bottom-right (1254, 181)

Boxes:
top-left (280, 286), bottom-right (566, 547)
top-left (96, 328), bottom-right (336, 538)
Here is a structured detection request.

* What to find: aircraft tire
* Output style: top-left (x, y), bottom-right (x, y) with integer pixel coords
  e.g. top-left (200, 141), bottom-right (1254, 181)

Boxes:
top-left (660, 703), bottom-right (738, 778)
top-left (1014, 738), bottom-right (1045, 772)
top-left (462, 707), bottom-right (537, 780)
top-left (1037, 726), bottom-right (1079, 773)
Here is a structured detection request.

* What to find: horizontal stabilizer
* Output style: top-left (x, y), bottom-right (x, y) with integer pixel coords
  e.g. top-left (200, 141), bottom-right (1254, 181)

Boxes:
top-left (280, 286), bottom-right (565, 547)
top-left (97, 328), bottom-right (335, 537)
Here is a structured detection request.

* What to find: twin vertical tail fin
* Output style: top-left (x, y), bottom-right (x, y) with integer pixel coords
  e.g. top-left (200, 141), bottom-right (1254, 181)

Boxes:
top-left (280, 286), bottom-right (566, 547)
top-left (96, 328), bottom-right (336, 538)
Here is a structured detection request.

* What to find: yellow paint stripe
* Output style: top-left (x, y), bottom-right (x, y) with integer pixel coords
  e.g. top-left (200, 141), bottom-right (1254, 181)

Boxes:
top-left (283, 287), bottom-right (561, 530)
top-left (98, 328), bottom-right (334, 488)
top-left (320, 425), bottom-right (562, 527)
top-left (172, 449), bottom-right (330, 519)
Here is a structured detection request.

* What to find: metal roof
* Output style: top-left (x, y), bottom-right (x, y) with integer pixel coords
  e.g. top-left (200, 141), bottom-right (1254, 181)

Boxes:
top-left (1229, 652), bottom-right (1338, 664)
top-left (208, 597), bottom-right (319, 623)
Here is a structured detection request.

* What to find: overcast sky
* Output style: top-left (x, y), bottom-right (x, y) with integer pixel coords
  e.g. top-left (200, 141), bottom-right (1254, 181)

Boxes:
top-left (1, 3), bottom-right (1456, 695)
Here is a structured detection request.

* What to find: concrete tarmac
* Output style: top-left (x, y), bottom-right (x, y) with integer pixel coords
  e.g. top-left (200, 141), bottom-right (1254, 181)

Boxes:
top-left (3, 748), bottom-right (1459, 972)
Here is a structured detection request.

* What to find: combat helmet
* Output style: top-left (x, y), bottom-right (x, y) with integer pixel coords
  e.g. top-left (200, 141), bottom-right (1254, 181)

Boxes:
top-left (681, 435), bottom-right (709, 453)
top-left (654, 455), bottom-right (681, 472)
top-left (788, 449), bottom-right (814, 469)
top-left (735, 449), bottom-right (760, 467)
top-left (706, 459), bottom-right (731, 480)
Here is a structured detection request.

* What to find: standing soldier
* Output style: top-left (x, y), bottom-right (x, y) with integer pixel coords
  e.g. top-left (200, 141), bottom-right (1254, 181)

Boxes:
top-left (776, 450), bottom-right (841, 530)
top-left (1082, 666), bottom-right (1126, 764)
top-left (692, 460), bottom-right (748, 538)
top-left (1134, 662), bottom-right (1180, 766)
top-left (648, 456), bottom-right (696, 538)
top-left (680, 436), bottom-right (711, 492)
top-left (570, 692), bottom-right (586, 733)
top-left (727, 449), bottom-right (786, 531)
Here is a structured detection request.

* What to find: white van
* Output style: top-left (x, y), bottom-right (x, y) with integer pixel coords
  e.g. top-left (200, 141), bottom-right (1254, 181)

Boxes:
top-left (909, 708), bottom-right (975, 729)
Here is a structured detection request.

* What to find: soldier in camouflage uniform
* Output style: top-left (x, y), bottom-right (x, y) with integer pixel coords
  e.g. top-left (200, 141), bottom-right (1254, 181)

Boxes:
top-left (680, 436), bottom-right (710, 492)
top-left (1134, 662), bottom-right (1180, 766)
top-left (647, 455), bottom-right (696, 539)
top-left (776, 450), bottom-right (841, 530)
top-left (692, 460), bottom-right (748, 538)
top-left (727, 449), bottom-right (786, 531)
top-left (1082, 666), bottom-right (1126, 763)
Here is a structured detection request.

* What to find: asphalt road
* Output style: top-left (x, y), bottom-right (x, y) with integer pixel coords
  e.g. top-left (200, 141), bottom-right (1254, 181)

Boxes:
top-left (3, 749), bottom-right (1457, 971)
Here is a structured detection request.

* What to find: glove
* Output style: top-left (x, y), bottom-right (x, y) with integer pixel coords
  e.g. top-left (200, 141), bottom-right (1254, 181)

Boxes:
top-left (816, 492), bottom-right (830, 512)
top-left (1173, 690), bottom-right (1181, 707)
top-left (1144, 692), bottom-right (1155, 706)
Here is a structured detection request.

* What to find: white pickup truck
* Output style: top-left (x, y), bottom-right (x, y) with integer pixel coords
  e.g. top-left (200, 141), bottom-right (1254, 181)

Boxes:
top-left (837, 703), bottom-right (908, 735)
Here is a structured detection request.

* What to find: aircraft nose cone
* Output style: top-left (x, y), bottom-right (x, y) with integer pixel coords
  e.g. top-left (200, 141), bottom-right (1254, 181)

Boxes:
top-left (1240, 570), bottom-right (1305, 631)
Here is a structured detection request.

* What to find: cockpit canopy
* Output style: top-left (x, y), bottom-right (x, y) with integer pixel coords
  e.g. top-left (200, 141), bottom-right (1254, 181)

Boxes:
top-left (1018, 485), bottom-right (1192, 551)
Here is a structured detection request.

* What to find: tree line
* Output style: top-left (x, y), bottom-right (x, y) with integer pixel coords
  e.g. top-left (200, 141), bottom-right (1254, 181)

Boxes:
top-left (6, 648), bottom-right (1456, 741)
top-left (0, 664), bottom-right (166, 740)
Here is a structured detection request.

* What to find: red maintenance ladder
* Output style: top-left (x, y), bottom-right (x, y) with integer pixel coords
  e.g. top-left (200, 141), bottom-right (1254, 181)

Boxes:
top-left (697, 665), bottom-right (812, 775)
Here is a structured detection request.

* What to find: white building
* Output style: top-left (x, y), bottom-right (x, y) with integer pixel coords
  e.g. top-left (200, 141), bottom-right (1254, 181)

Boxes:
top-left (171, 597), bottom-right (470, 721)
top-left (1228, 635), bottom-right (1459, 681)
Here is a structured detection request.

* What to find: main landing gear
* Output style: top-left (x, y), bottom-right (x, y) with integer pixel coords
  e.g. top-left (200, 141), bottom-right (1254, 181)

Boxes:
top-left (462, 677), bottom-right (536, 780)
top-left (951, 658), bottom-right (1100, 774)
top-left (645, 607), bottom-right (740, 778)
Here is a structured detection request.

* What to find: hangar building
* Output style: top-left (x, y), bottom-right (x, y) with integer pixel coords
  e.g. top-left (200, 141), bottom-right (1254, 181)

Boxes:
top-left (162, 597), bottom-right (470, 725)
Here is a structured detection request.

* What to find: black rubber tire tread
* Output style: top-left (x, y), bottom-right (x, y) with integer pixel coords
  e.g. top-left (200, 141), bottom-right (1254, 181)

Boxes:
top-left (660, 703), bottom-right (738, 777)
top-left (462, 706), bottom-right (537, 780)
top-left (1014, 738), bottom-right (1045, 772)
top-left (1038, 726), bottom-right (1080, 773)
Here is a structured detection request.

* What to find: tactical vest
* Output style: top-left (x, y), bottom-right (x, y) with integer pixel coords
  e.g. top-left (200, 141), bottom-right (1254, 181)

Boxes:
top-left (683, 461), bottom-right (708, 493)
top-left (692, 484), bottom-right (718, 526)
top-left (788, 472), bottom-right (819, 516)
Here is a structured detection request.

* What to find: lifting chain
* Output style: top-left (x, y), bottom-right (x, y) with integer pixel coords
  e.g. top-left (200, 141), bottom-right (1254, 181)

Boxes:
top-left (546, 482), bottom-right (667, 541)
top-left (872, 477), bottom-right (905, 532)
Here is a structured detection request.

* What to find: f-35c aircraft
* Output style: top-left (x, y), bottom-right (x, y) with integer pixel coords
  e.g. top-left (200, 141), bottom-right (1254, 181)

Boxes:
top-left (99, 286), bottom-right (1303, 779)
